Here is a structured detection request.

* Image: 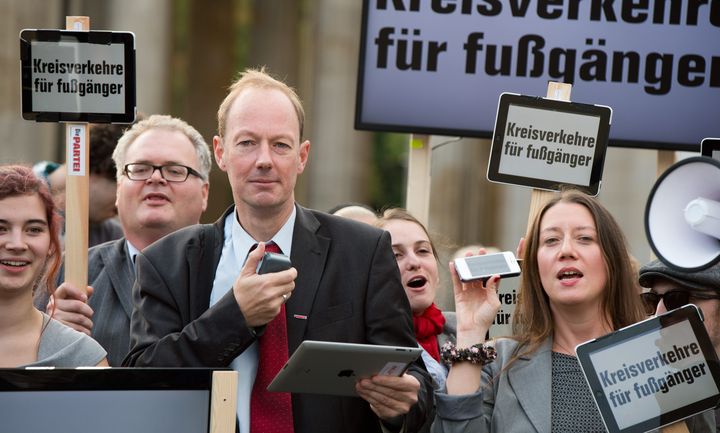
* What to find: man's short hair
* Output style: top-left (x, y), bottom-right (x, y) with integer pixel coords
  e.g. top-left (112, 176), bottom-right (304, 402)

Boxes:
top-left (112, 114), bottom-right (212, 181)
top-left (639, 259), bottom-right (720, 293)
top-left (216, 67), bottom-right (305, 139)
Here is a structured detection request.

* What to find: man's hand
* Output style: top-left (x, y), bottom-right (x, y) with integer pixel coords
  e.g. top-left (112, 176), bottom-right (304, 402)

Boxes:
top-left (232, 242), bottom-right (298, 328)
top-left (355, 373), bottom-right (420, 421)
top-left (47, 283), bottom-right (94, 335)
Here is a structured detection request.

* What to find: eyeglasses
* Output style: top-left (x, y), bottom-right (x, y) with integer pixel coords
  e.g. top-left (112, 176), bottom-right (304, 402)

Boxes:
top-left (640, 289), bottom-right (720, 315)
top-left (123, 163), bottom-right (203, 183)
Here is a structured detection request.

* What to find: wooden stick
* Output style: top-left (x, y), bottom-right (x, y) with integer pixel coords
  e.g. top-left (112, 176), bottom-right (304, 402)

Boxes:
top-left (657, 149), bottom-right (676, 178)
top-left (63, 16), bottom-right (90, 294)
top-left (648, 149), bottom-right (676, 261)
top-left (661, 421), bottom-right (690, 433)
top-left (406, 134), bottom-right (431, 226)
top-left (210, 371), bottom-right (238, 433)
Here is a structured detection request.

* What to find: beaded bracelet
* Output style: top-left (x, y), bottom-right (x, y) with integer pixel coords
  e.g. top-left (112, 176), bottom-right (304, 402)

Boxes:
top-left (440, 341), bottom-right (497, 367)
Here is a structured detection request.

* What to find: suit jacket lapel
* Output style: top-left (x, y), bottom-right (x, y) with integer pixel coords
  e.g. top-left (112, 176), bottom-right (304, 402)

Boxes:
top-left (189, 207), bottom-right (230, 319)
top-left (286, 206), bottom-right (329, 353)
top-left (508, 338), bottom-right (553, 432)
top-left (98, 239), bottom-right (135, 318)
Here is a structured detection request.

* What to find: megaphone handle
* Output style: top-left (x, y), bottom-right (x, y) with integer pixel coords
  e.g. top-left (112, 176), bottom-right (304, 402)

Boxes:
top-left (661, 421), bottom-right (689, 433)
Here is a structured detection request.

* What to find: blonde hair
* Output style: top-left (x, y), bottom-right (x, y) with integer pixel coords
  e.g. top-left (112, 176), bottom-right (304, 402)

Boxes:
top-left (216, 67), bottom-right (305, 139)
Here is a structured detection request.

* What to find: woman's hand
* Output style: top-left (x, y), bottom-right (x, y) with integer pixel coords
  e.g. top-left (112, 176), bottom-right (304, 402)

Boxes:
top-left (449, 249), bottom-right (502, 347)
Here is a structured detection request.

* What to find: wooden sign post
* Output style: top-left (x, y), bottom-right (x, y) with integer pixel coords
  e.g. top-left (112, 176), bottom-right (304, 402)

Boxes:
top-left (21, 18), bottom-right (136, 297)
top-left (406, 134), bottom-right (431, 226)
top-left (63, 16), bottom-right (91, 294)
top-left (651, 149), bottom-right (676, 263)
top-left (210, 370), bottom-right (239, 433)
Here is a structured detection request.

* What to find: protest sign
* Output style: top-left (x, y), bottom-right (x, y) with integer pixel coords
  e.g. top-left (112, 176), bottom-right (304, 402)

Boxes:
top-left (488, 275), bottom-right (518, 338)
top-left (19, 18), bottom-right (136, 292)
top-left (356, 0), bottom-right (720, 151)
top-left (487, 93), bottom-right (610, 195)
top-left (0, 369), bottom-right (237, 433)
top-left (20, 29), bottom-right (136, 123)
top-left (577, 305), bottom-right (720, 433)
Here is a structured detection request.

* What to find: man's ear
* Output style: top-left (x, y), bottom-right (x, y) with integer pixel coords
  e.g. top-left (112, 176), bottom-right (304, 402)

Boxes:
top-left (213, 136), bottom-right (227, 171)
top-left (297, 140), bottom-right (310, 173)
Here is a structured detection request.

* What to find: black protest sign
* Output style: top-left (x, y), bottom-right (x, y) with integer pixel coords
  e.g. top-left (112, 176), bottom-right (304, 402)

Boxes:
top-left (487, 93), bottom-right (610, 196)
top-left (356, 0), bottom-right (719, 150)
top-left (577, 305), bottom-right (720, 433)
top-left (20, 29), bottom-right (136, 123)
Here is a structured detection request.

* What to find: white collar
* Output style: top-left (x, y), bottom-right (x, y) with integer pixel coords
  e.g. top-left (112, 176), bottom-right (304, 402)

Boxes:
top-left (231, 205), bottom-right (296, 265)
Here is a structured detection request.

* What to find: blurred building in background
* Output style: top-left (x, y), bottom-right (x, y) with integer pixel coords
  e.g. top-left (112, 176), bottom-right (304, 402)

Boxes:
top-left (3, 0), bottom-right (673, 309)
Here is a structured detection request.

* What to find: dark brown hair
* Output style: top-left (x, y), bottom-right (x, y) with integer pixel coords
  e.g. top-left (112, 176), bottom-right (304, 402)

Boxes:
top-left (375, 207), bottom-right (439, 260)
top-left (512, 189), bottom-right (645, 355)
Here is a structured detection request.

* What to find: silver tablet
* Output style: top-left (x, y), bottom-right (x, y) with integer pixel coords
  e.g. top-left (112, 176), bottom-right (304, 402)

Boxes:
top-left (267, 340), bottom-right (422, 397)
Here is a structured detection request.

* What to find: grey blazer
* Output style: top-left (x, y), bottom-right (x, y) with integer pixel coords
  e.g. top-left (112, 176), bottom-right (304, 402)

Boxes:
top-left (432, 338), bottom-right (715, 433)
top-left (83, 238), bottom-right (135, 366)
top-left (40, 239), bottom-right (135, 366)
top-left (438, 311), bottom-right (457, 348)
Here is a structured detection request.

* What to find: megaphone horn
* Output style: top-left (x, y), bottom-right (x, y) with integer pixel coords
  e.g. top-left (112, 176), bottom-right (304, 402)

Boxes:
top-left (645, 156), bottom-right (720, 272)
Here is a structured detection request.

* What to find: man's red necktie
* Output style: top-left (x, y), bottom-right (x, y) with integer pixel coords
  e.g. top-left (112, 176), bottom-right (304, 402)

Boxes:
top-left (250, 242), bottom-right (294, 433)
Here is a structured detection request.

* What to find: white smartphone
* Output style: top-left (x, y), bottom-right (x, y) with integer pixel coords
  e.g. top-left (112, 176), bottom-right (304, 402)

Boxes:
top-left (453, 251), bottom-right (521, 283)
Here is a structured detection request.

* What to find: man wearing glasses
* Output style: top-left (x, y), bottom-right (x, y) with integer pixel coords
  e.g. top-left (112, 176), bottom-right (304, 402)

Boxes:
top-left (40, 114), bottom-right (211, 366)
top-left (638, 259), bottom-right (720, 429)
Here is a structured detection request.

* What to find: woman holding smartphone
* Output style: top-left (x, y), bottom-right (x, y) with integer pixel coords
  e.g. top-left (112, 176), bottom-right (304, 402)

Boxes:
top-left (0, 165), bottom-right (107, 367)
top-left (375, 208), bottom-right (457, 390)
top-left (432, 189), bottom-right (715, 432)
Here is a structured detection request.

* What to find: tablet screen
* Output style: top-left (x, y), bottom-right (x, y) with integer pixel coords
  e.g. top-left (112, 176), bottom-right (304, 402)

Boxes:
top-left (0, 368), bottom-right (216, 433)
top-left (487, 93), bottom-right (611, 196)
top-left (576, 305), bottom-right (720, 433)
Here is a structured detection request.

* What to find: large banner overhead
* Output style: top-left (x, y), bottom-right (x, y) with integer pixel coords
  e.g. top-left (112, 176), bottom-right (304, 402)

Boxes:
top-left (356, 0), bottom-right (720, 151)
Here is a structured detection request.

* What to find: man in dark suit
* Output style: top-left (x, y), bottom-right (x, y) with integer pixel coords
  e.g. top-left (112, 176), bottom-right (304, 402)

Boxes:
top-left (124, 69), bottom-right (432, 433)
top-left (37, 115), bottom-right (211, 366)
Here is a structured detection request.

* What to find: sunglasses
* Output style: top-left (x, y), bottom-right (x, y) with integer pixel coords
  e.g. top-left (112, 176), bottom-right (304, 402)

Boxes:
top-left (640, 289), bottom-right (720, 316)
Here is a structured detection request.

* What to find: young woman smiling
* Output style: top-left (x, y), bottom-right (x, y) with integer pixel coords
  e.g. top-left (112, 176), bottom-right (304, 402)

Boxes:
top-left (0, 165), bottom-right (106, 367)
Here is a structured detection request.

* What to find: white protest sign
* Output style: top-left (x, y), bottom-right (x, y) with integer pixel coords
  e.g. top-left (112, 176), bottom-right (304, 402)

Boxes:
top-left (20, 30), bottom-right (136, 122)
top-left (577, 305), bottom-right (720, 433)
top-left (31, 42), bottom-right (126, 113)
top-left (489, 276), bottom-right (518, 338)
top-left (499, 105), bottom-right (598, 185)
top-left (487, 93), bottom-right (611, 195)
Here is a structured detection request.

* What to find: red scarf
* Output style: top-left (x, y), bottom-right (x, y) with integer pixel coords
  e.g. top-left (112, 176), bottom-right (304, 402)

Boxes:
top-left (413, 303), bottom-right (445, 361)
